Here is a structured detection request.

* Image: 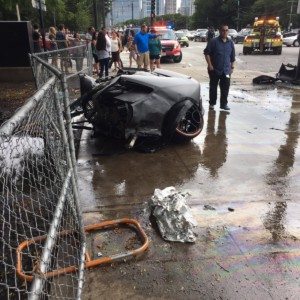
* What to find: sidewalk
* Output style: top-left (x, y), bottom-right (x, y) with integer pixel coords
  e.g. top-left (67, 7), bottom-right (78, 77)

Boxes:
top-left (78, 54), bottom-right (300, 299)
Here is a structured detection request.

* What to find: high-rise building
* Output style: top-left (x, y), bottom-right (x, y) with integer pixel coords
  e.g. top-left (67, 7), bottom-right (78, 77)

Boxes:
top-left (165, 0), bottom-right (176, 15)
top-left (141, 0), bottom-right (151, 18)
top-left (179, 0), bottom-right (195, 16)
top-left (110, 0), bottom-right (142, 25)
top-left (156, 0), bottom-right (165, 16)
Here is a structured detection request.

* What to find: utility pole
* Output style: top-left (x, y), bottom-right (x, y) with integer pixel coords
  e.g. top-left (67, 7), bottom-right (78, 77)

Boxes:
top-left (150, 0), bottom-right (155, 26)
top-left (296, 0), bottom-right (300, 80)
top-left (93, 0), bottom-right (98, 29)
top-left (38, 0), bottom-right (46, 51)
top-left (16, 4), bottom-right (20, 21)
top-left (237, 0), bottom-right (240, 31)
top-left (288, 0), bottom-right (295, 31)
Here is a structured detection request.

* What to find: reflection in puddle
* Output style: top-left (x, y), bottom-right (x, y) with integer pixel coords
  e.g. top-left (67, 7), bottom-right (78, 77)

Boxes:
top-left (264, 92), bottom-right (300, 242)
top-left (200, 110), bottom-right (228, 178)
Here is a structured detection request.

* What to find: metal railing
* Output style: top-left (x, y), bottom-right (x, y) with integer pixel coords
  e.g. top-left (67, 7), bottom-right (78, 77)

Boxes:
top-left (0, 45), bottom-right (92, 299)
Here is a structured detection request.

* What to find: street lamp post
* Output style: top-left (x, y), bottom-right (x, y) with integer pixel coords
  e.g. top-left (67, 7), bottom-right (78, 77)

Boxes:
top-left (237, 0), bottom-right (240, 31)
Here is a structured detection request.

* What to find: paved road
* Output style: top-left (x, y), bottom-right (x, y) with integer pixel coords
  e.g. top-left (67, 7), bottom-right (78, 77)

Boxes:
top-left (179, 41), bottom-right (299, 73)
top-left (78, 43), bottom-right (300, 299)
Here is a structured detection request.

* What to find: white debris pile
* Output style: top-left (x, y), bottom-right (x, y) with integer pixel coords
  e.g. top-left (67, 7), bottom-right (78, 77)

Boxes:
top-left (150, 186), bottom-right (197, 243)
top-left (0, 136), bottom-right (44, 180)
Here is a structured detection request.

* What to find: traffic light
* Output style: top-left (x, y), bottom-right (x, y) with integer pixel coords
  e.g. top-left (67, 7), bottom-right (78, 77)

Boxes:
top-left (151, 0), bottom-right (156, 18)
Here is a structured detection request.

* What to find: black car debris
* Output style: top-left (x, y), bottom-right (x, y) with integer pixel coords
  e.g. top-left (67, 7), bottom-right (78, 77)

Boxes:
top-left (71, 68), bottom-right (204, 152)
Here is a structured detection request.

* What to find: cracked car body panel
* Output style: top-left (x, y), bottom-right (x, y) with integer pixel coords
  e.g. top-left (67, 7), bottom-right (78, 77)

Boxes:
top-left (75, 69), bottom-right (204, 151)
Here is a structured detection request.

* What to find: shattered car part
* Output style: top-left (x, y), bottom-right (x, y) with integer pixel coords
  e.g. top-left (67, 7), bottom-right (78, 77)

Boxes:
top-left (150, 187), bottom-right (197, 243)
top-left (71, 68), bottom-right (204, 152)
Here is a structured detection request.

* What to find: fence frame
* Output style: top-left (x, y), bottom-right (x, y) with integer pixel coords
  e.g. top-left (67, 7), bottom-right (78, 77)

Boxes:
top-left (0, 44), bottom-right (92, 299)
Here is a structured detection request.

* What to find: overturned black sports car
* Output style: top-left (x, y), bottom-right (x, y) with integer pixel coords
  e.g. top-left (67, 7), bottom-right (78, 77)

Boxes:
top-left (72, 68), bottom-right (204, 152)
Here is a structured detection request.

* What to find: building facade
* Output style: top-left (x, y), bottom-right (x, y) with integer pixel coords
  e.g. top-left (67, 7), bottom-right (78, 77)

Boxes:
top-left (165, 0), bottom-right (176, 15)
top-left (110, 0), bottom-right (142, 25)
top-left (156, 0), bottom-right (165, 16)
top-left (179, 0), bottom-right (195, 16)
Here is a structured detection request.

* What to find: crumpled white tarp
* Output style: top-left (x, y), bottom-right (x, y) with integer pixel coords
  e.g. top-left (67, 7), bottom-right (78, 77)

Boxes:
top-left (0, 136), bottom-right (44, 181)
top-left (150, 186), bottom-right (197, 243)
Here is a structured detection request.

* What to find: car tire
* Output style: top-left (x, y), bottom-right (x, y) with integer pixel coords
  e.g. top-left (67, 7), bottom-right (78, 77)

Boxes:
top-left (233, 38), bottom-right (237, 44)
top-left (173, 104), bottom-right (204, 143)
top-left (162, 100), bottom-right (204, 143)
top-left (293, 40), bottom-right (299, 47)
top-left (186, 43), bottom-right (189, 47)
top-left (173, 52), bottom-right (182, 63)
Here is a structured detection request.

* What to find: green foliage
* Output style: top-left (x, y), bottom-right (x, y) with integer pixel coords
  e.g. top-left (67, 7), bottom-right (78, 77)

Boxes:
top-left (192, 0), bottom-right (300, 30)
top-left (0, 0), bottom-right (103, 32)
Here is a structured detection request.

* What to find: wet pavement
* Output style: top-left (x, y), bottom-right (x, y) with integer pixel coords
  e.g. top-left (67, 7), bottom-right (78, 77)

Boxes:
top-left (78, 47), bottom-right (300, 299)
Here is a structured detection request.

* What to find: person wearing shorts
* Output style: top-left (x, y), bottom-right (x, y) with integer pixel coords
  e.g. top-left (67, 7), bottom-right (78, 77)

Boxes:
top-left (149, 29), bottom-right (162, 71)
top-left (127, 30), bottom-right (137, 68)
top-left (134, 24), bottom-right (158, 70)
top-left (111, 31), bottom-right (122, 71)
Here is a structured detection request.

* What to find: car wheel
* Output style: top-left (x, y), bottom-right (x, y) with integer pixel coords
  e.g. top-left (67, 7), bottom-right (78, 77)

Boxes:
top-left (234, 38), bottom-right (237, 44)
top-left (243, 47), bottom-right (248, 55)
top-left (293, 40), bottom-right (299, 47)
top-left (173, 104), bottom-right (204, 143)
top-left (173, 52), bottom-right (182, 63)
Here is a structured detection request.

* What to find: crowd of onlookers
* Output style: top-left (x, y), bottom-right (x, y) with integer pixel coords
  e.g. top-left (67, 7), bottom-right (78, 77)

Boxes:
top-left (33, 23), bottom-right (86, 73)
top-left (32, 23), bottom-right (163, 77)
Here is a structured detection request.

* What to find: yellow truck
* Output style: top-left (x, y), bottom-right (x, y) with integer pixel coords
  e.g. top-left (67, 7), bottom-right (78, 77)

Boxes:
top-left (243, 17), bottom-right (283, 55)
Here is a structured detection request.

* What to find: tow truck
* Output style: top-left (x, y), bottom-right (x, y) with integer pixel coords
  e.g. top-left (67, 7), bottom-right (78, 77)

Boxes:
top-left (243, 17), bottom-right (283, 55)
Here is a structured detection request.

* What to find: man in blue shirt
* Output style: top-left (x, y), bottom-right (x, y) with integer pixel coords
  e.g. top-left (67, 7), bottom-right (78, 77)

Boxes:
top-left (204, 24), bottom-right (235, 111)
top-left (134, 24), bottom-right (157, 70)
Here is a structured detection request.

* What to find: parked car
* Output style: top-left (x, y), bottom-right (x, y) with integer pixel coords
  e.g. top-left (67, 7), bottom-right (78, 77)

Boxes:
top-left (175, 31), bottom-right (189, 47)
top-left (194, 30), bottom-right (208, 42)
top-left (283, 32), bottom-right (299, 47)
top-left (72, 69), bottom-right (204, 152)
top-left (153, 27), bottom-right (182, 63)
top-left (236, 28), bottom-right (252, 43)
top-left (228, 29), bottom-right (238, 43)
top-left (186, 30), bottom-right (196, 40)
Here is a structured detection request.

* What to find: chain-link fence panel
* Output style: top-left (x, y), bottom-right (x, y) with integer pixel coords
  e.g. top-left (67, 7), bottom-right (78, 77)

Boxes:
top-left (0, 60), bottom-right (86, 298)
top-left (31, 44), bottom-right (93, 89)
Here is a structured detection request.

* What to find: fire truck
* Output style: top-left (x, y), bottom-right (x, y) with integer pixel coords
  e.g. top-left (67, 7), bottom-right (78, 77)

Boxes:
top-left (243, 17), bottom-right (283, 55)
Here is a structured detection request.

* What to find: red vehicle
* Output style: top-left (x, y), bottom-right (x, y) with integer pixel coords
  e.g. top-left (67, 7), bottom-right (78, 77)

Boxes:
top-left (152, 27), bottom-right (182, 63)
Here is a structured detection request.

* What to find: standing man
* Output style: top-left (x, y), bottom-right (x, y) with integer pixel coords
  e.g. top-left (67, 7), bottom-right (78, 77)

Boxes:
top-left (86, 26), bottom-right (95, 45)
top-left (32, 24), bottom-right (41, 53)
top-left (56, 24), bottom-right (70, 73)
top-left (206, 26), bottom-right (215, 43)
top-left (134, 24), bottom-right (158, 70)
top-left (204, 24), bottom-right (235, 111)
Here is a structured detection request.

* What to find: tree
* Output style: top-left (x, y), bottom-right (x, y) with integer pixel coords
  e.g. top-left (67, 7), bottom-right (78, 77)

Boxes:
top-left (192, 0), bottom-right (300, 30)
top-left (0, 0), bottom-right (93, 31)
